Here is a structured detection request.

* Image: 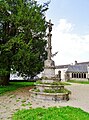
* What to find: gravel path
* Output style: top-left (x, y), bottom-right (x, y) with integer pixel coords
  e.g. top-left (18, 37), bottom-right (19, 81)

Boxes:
top-left (0, 83), bottom-right (89, 120)
top-left (60, 83), bottom-right (89, 112)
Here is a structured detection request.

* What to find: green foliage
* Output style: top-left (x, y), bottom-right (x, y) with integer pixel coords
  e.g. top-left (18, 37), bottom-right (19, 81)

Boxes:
top-left (49, 82), bottom-right (70, 85)
top-left (0, 68), bottom-right (9, 75)
top-left (43, 88), bottom-right (71, 94)
top-left (68, 80), bottom-right (89, 84)
top-left (0, 82), bottom-right (34, 95)
top-left (32, 88), bottom-right (40, 92)
top-left (12, 106), bottom-right (89, 120)
top-left (0, 0), bottom-right (48, 79)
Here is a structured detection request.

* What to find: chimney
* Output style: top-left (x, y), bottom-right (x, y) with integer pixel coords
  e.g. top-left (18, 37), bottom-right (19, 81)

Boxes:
top-left (75, 60), bottom-right (77, 65)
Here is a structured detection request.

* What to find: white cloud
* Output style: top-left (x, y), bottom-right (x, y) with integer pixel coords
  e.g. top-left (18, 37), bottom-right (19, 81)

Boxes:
top-left (56, 19), bottom-right (74, 32)
top-left (51, 19), bottom-right (89, 65)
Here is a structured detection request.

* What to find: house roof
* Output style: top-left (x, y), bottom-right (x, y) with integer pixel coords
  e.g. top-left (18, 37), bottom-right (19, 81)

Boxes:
top-left (55, 64), bottom-right (70, 69)
top-left (55, 61), bottom-right (89, 69)
top-left (67, 64), bottom-right (88, 73)
top-left (77, 62), bottom-right (89, 65)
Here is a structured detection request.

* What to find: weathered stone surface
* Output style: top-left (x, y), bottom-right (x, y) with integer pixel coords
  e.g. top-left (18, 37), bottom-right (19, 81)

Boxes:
top-left (43, 59), bottom-right (55, 78)
top-left (42, 79), bottom-right (57, 83)
top-left (43, 69), bottom-right (55, 78)
top-left (36, 84), bottom-right (64, 92)
top-left (44, 59), bottom-right (55, 68)
top-left (29, 90), bottom-right (69, 101)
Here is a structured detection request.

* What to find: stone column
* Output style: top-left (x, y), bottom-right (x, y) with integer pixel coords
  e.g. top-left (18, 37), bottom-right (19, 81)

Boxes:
top-left (42, 20), bottom-right (55, 81)
top-left (47, 19), bottom-right (54, 60)
top-left (47, 33), bottom-right (52, 60)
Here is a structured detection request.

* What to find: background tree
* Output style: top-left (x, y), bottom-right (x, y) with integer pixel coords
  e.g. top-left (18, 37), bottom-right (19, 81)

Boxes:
top-left (0, 0), bottom-right (49, 85)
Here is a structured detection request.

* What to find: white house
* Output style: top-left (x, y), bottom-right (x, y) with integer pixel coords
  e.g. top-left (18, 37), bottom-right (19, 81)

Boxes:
top-left (55, 61), bottom-right (89, 81)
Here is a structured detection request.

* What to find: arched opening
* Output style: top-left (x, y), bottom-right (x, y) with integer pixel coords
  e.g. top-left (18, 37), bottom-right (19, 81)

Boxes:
top-left (84, 73), bottom-right (86, 78)
top-left (58, 70), bottom-right (61, 80)
top-left (74, 73), bottom-right (76, 78)
top-left (72, 73), bottom-right (73, 78)
top-left (79, 73), bottom-right (81, 78)
top-left (82, 73), bottom-right (83, 78)
top-left (77, 73), bottom-right (78, 78)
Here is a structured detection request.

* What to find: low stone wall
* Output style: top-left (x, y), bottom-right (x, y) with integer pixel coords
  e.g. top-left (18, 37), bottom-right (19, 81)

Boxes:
top-left (29, 90), bottom-right (70, 101)
top-left (36, 84), bottom-right (64, 92)
top-left (42, 79), bottom-right (60, 83)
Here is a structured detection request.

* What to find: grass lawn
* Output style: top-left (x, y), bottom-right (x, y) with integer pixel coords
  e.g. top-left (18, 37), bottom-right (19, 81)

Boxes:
top-left (68, 80), bottom-right (89, 84)
top-left (12, 106), bottom-right (89, 120)
top-left (0, 82), bottom-right (34, 95)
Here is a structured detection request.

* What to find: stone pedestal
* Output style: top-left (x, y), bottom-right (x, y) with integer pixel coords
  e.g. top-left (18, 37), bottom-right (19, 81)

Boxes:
top-left (43, 59), bottom-right (55, 78)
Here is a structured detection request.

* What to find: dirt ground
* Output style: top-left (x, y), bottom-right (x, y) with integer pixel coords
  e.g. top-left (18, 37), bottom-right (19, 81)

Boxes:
top-left (0, 83), bottom-right (89, 120)
top-left (0, 87), bottom-right (33, 120)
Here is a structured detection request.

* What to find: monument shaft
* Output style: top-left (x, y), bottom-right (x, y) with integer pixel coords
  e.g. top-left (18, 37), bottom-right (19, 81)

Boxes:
top-left (47, 19), bottom-right (53, 60)
top-left (42, 20), bottom-right (55, 80)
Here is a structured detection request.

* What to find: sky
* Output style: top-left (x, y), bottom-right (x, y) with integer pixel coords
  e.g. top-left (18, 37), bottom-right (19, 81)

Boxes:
top-left (37, 0), bottom-right (89, 65)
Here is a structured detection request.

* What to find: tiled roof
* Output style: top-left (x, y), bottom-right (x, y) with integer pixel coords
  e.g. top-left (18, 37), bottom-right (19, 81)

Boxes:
top-left (55, 61), bottom-right (89, 69)
top-left (77, 62), bottom-right (89, 65)
top-left (67, 64), bottom-right (88, 73)
top-left (55, 64), bottom-right (70, 69)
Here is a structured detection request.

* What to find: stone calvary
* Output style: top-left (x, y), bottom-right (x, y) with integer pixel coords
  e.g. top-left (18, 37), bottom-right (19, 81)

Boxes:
top-left (29, 20), bottom-right (70, 101)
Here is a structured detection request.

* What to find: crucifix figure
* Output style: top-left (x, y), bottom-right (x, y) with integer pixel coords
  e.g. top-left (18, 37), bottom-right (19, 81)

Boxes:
top-left (47, 19), bottom-right (54, 60)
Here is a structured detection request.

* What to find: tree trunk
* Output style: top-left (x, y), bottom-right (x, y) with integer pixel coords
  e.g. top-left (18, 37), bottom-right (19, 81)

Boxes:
top-left (0, 74), bottom-right (10, 86)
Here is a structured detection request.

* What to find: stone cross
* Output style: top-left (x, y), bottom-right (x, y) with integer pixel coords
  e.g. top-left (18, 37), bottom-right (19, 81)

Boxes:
top-left (47, 20), bottom-right (53, 60)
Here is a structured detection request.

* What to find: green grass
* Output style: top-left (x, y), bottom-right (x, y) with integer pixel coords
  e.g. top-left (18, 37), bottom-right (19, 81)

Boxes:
top-left (36, 81), bottom-right (70, 85)
top-left (21, 100), bottom-right (26, 103)
top-left (12, 106), bottom-right (89, 120)
top-left (68, 80), bottom-right (89, 84)
top-left (0, 82), bottom-right (34, 95)
top-left (21, 102), bottom-right (32, 107)
top-left (60, 82), bottom-right (71, 85)
top-left (43, 88), bottom-right (71, 94)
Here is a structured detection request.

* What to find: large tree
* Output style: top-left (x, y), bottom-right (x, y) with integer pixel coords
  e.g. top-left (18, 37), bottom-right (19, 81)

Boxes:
top-left (0, 0), bottom-right (48, 85)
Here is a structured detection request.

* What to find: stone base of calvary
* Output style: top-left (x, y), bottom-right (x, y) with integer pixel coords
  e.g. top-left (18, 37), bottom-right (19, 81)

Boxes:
top-left (29, 20), bottom-right (70, 101)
